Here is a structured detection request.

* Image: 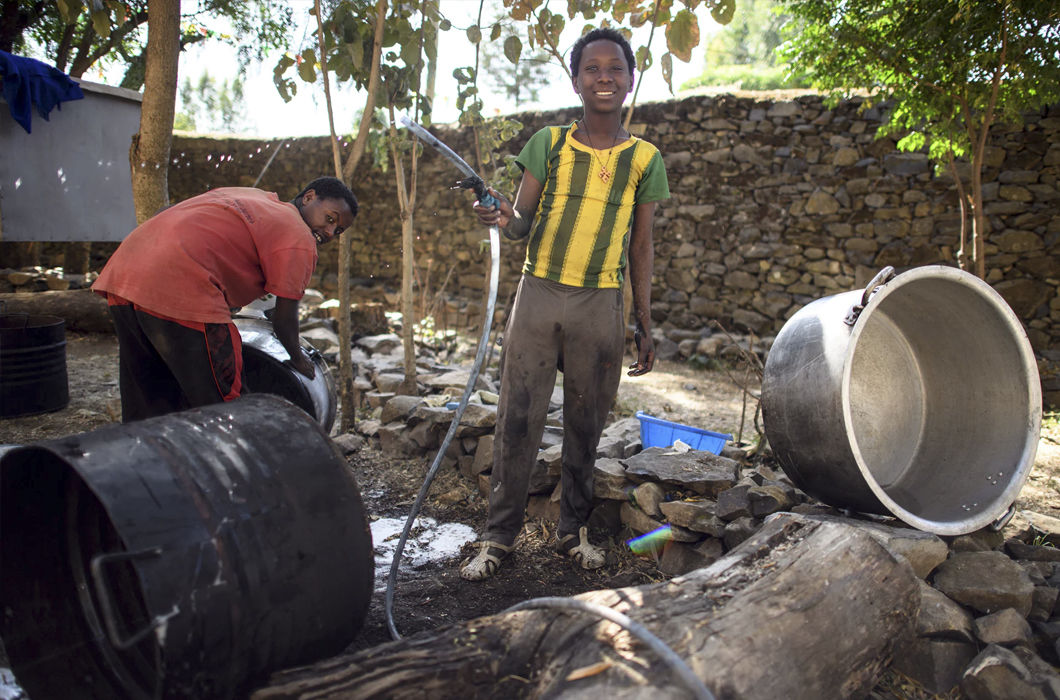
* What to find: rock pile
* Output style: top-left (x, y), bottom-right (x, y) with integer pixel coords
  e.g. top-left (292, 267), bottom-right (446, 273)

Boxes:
top-left (330, 329), bottom-right (1060, 699)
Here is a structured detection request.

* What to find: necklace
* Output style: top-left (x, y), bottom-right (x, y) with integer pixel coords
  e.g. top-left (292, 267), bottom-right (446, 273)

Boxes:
top-left (580, 121), bottom-right (621, 184)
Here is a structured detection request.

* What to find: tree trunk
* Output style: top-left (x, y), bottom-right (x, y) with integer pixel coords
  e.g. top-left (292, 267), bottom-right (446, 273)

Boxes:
top-left (386, 105), bottom-right (418, 397)
top-left (334, 0), bottom-right (385, 430)
top-left (0, 290), bottom-right (113, 333)
top-left (129, 0), bottom-right (180, 224)
top-left (250, 516), bottom-right (918, 700)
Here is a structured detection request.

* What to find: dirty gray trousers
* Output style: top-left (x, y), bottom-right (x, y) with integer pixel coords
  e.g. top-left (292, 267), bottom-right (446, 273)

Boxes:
top-left (483, 274), bottom-right (625, 547)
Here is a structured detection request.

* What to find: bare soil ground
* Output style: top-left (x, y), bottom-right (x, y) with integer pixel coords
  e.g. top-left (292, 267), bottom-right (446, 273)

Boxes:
top-left (2, 332), bottom-right (1059, 697)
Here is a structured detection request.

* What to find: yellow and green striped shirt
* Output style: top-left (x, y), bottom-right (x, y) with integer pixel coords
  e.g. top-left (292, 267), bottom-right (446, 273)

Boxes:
top-left (515, 122), bottom-right (670, 289)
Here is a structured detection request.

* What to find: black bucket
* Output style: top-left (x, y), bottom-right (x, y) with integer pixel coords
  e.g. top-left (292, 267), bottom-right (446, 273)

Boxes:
top-left (0, 313), bottom-right (69, 417)
top-left (0, 394), bottom-right (373, 699)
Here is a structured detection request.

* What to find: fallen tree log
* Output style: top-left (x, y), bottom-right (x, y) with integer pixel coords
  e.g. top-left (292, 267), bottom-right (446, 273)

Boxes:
top-left (0, 290), bottom-right (113, 333)
top-left (251, 515), bottom-right (919, 700)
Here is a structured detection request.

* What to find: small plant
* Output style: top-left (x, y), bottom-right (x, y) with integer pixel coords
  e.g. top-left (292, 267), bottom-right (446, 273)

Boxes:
top-left (1043, 410), bottom-right (1060, 445)
top-left (1032, 533), bottom-right (1056, 549)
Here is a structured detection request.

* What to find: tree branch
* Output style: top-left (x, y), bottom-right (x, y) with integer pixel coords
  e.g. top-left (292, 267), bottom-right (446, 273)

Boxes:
top-left (341, 0), bottom-right (386, 182)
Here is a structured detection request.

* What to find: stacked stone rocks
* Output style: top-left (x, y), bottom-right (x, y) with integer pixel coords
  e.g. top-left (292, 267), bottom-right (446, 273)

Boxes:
top-left (164, 97), bottom-right (1060, 370)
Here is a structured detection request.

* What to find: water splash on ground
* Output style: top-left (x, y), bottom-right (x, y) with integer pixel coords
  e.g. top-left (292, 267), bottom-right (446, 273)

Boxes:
top-left (370, 516), bottom-right (476, 591)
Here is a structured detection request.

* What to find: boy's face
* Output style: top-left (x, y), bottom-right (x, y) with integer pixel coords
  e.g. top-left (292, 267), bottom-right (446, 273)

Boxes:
top-left (298, 189), bottom-right (355, 246)
top-left (573, 40), bottom-right (632, 111)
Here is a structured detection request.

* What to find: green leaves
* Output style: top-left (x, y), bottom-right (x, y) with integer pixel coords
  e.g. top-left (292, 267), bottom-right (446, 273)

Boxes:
top-left (779, 0), bottom-right (1060, 275)
top-left (55, 0), bottom-right (129, 40)
top-left (56, 0), bottom-right (81, 25)
top-left (710, 0), bottom-right (736, 25)
top-left (504, 35), bottom-right (523, 65)
top-left (666, 9), bottom-right (700, 62)
top-left (273, 52), bottom-right (297, 103)
top-left (297, 49), bottom-right (317, 83)
top-left (90, 6), bottom-right (112, 38)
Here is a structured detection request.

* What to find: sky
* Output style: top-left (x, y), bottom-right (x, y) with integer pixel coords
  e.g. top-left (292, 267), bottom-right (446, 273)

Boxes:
top-left (170, 0), bottom-right (721, 138)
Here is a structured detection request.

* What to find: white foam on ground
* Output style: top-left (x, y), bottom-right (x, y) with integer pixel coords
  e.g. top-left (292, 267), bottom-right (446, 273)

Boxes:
top-left (371, 516), bottom-right (476, 591)
top-left (0, 668), bottom-right (25, 699)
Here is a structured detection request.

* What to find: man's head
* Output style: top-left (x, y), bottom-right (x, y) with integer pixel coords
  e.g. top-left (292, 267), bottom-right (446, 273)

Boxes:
top-left (294, 177), bottom-right (358, 246)
top-left (569, 27), bottom-right (635, 78)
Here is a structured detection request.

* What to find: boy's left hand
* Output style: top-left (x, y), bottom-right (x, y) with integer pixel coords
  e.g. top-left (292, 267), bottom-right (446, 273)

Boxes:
top-left (628, 329), bottom-right (655, 376)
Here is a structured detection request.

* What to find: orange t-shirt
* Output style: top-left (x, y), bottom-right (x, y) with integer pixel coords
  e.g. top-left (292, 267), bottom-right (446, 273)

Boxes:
top-left (93, 188), bottom-right (318, 324)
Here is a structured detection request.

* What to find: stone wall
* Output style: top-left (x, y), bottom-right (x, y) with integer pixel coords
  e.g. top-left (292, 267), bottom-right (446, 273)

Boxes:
top-left (167, 94), bottom-right (1060, 355)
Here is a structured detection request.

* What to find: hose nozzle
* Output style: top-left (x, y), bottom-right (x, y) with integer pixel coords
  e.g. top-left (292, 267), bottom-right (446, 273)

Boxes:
top-left (452, 176), bottom-right (499, 209)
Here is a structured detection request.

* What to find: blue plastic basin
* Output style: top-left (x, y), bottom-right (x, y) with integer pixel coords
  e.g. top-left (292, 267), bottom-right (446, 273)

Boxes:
top-left (635, 411), bottom-right (733, 454)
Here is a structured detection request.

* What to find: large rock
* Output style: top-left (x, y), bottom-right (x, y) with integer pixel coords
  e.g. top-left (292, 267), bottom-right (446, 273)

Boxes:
top-left (380, 395), bottom-right (424, 424)
top-left (658, 538), bottom-right (724, 576)
top-left (974, 608), bottom-right (1033, 646)
top-left (423, 369), bottom-right (494, 393)
top-left (934, 551), bottom-right (1036, 616)
top-left (660, 499), bottom-right (727, 537)
top-left (716, 484), bottom-right (753, 521)
top-left (892, 638), bottom-right (978, 695)
top-left (915, 580), bottom-right (976, 643)
top-left (622, 447), bottom-right (740, 496)
top-left (961, 645), bottom-right (1050, 700)
top-left (356, 333), bottom-right (402, 354)
top-left (593, 458), bottom-right (631, 500)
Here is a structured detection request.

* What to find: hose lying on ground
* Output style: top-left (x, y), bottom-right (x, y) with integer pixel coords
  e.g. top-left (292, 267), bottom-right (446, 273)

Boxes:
top-left (383, 223), bottom-right (500, 641)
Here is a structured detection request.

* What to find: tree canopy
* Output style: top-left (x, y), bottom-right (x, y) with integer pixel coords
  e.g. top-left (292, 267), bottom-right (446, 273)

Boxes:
top-left (2, 0), bottom-right (292, 88)
top-left (779, 0), bottom-right (1060, 277)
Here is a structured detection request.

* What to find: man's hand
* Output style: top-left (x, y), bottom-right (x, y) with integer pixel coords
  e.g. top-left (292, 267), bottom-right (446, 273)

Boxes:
top-left (286, 350), bottom-right (315, 379)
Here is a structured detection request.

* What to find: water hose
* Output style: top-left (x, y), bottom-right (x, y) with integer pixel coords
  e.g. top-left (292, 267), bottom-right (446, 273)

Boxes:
top-left (504, 597), bottom-right (716, 700)
top-left (383, 119), bottom-right (502, 641)
top-left (382, 223), bottom-right (498, 641)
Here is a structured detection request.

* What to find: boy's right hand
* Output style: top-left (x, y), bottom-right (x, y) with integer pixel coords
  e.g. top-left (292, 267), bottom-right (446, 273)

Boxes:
top-left (472, 187), bottom-right (513, 228)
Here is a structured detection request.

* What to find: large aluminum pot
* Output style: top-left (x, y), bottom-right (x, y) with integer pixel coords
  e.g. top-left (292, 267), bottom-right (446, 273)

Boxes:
top-left (234, 316), bottom-right (336, 433)
top-left (761, 265), bottom-right (1041, 536)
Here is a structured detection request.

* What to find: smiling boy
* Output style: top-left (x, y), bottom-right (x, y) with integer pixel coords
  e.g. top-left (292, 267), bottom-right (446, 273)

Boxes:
top-left (93, 176), bottom-right (357, 422)
top-left (462, 28), bottom-right (670, 580)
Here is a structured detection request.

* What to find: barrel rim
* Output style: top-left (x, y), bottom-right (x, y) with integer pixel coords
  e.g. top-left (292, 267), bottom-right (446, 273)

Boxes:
top-left (0, 312), bottom-right (67, 330)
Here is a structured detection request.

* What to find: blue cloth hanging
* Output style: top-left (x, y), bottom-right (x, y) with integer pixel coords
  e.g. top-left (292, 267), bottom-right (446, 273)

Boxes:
top-left (0, 50), bottom-right (85, 134)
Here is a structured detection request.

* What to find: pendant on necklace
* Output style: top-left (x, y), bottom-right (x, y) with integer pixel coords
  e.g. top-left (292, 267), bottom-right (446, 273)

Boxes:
top-left (598, 165), bottom-right (613, 183)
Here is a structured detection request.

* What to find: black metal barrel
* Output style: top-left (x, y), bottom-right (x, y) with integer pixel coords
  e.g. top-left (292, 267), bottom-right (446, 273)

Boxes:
top-left (0, 313), bottom-right (69, 417)
top-left (0, 394), bottom-right (374, 699)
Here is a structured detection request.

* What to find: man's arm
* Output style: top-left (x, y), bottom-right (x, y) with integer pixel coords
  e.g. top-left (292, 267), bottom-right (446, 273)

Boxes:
top-left (273, 296), bottom-right (314, 379)
top-left (627, 201), bottom-right (657, 376)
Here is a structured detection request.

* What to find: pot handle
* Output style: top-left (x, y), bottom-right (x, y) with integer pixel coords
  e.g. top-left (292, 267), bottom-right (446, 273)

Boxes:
top-left (90, 547), bottom-right (165, 650)
top-left (988, 503), bottom-right (1017, 532)
top-left (844, 266), bottom-right (896, 326)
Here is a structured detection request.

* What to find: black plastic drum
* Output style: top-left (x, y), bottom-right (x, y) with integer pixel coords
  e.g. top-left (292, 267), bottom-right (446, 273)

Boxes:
top-left (0, 394), bottom-right (373, 699)
top-left (0, 313), bottom-right (69, 417)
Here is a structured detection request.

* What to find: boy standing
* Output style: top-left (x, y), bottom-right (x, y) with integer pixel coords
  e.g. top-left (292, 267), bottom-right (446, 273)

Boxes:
top-left (462, 28), bottom-right (670, 580)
